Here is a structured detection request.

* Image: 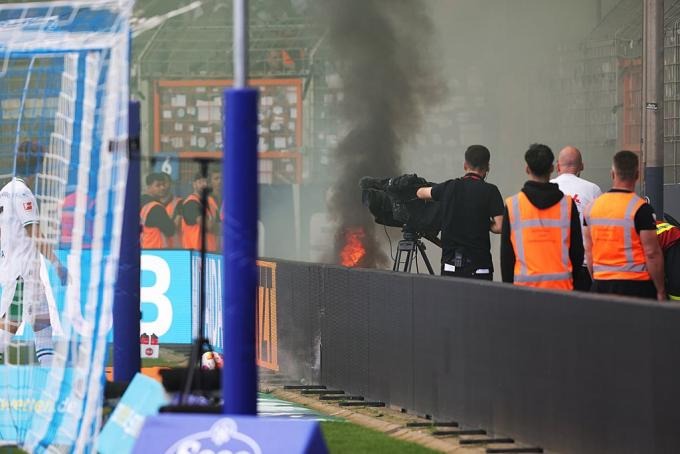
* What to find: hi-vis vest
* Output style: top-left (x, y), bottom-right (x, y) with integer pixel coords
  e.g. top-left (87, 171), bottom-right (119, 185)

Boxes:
top-left (181, 193), bottom-right (218, 251)
top-left (585, 192), bottom-right (649, 281)
top-left (506, 192), bottom-right (573, 290)
top-left (165, 196), bottom-right (182, 249)
top-left (656, 221), bottom-right (680, 251)
top-left (656, 222), bottom-right (676, 235)
top-left (141, 201), bottom-right (167, 249)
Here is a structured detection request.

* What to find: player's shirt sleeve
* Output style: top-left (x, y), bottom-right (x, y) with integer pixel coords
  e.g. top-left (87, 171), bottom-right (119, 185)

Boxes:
top-left (15, 189), bottom-right (39, 226)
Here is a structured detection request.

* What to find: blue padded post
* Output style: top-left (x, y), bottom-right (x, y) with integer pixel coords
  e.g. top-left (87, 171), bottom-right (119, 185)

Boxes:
top-left (222, 88), bottom-right (259, 414)
top-left (113, 100), bottom-right (141, 382)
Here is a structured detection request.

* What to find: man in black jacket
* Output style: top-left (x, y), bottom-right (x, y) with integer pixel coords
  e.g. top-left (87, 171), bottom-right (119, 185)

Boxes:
top-left (417, 145), bottom-right (504, 280)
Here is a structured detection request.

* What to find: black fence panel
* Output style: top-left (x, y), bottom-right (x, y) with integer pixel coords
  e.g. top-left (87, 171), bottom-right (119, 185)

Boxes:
top-left (365, 270), bottom-right (414, 410)
top-left (320, 266), bottom-right (371, 395)
top-left (269, 260), bottom-right (320, 383)
top-left (320, 266), bottom-right (351, 389)
top-left (649, 304), bottom-right (680, 453)
top-left (273, 260), bottom-right (680, 453)
top-left (412, 276), bottom-right (669, 453)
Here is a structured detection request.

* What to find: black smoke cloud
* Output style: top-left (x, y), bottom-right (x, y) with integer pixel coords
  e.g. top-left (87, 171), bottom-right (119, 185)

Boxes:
top-left (317, 0), bottom-right (444, 267)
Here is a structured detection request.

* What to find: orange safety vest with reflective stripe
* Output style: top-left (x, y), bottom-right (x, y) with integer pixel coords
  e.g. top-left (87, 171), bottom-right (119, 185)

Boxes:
top-left (506, 192), bottom-right (573, 290)
top-left (585, 192), bottom-right (649, 281)
top-left (181, 193), bottom-right (217, 251)
top-left (165, 196), bottom-right (182, 248)
top-left (140, 201), bottom-right (167, 249)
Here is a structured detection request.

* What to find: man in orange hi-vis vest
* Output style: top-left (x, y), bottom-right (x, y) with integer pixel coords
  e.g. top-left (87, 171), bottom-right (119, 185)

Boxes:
top-left (584, 151), bottom-right (665, 301)
top-left (181, 172), bottom-right (218, 251)
top-left (501, 144), bottom-right (583, 290)
top-left (140, 172), bottom-right (176, 249)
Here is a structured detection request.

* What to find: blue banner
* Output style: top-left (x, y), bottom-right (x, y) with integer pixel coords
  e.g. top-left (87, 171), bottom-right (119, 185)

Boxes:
top-left (99, 373), bottom-right (168, 454)
top-left (192, 252), bottom-right (223, 350)
top-left (138, 250), bottom-right (223, 349)
top-left (0, 366), bottom-right (73, 444)
top-left (140, 250), bottom-right (193, 344)
top-left (8, 250), bottom-right (222, 348)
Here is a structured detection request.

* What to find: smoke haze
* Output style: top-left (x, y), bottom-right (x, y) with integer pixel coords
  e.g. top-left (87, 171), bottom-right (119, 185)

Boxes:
top-left (263, 0), bottom-right (631, 272)
top-left (317, 0), bottom-right (445, 267)
top-left (403, 0), bottom-right (600, 193)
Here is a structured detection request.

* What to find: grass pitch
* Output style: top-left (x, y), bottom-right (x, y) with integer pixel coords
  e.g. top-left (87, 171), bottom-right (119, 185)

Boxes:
top-left (321, 421), bottom-right (439, 453)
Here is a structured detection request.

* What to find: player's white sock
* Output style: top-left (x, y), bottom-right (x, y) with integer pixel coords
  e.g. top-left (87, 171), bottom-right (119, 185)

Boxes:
top-left (0, 329), bottom-right (12, 364)
top-left (34, 326), bottom-right (54, 366)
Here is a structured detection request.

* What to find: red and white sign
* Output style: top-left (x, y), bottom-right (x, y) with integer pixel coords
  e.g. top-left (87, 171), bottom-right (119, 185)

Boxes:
top-left (140, 333), bottom-right (159, 359)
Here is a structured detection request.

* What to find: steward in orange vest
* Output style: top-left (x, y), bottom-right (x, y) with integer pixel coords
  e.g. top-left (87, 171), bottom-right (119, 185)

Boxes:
top-left (140, 172), bottom-right (176, 249)
top-left (181, 173), bottom-right (218, 252)
top-left (501, 144), bottom-right (583, 290)
top-left (583, 150), bottom-right (665, 300)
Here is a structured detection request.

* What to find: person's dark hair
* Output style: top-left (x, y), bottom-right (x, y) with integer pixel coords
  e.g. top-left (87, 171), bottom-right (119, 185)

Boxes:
top-left (612, 150), bottom-right (639, 181)
top-left (146, 172), bottom-right (166, 186)
top-left (16, 140), bottom-right (43, 176)
top-left (464, 145), bottom-right (490, 171)
top-left (524, 143), bottom-right (554, 177)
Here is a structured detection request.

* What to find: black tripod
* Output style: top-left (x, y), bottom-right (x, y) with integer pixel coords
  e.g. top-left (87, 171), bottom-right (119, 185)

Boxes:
top-left (160, 157), bottom-right (221, 413)
top-left (392, 229), bottom-right (435, 275)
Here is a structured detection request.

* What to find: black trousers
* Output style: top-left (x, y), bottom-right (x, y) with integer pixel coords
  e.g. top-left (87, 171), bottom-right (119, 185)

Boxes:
top-left (441, 264), bottom-right (493, 281)
top-left (573, 266), bottom-right (592, 292)
top-left (591, 279), bottom-right (657, 300)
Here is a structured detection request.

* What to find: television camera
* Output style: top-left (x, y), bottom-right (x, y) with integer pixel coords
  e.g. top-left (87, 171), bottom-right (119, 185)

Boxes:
top-left (360, 174), bottom-right (442, 274)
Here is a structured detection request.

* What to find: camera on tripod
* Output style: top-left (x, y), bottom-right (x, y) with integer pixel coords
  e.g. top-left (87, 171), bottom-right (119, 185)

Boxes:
top-left (360, 173), bottom-right (442, 274)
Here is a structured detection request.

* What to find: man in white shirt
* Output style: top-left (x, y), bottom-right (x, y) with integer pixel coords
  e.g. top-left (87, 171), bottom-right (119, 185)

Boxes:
top-left (0, 141), bottom-right (67, 366)
top-left (551, 145), bottom-right (602, 291)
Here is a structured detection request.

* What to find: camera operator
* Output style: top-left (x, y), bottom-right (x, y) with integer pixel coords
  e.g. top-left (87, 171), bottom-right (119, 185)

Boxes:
top-left (416, 145), bottom-right (504, 280)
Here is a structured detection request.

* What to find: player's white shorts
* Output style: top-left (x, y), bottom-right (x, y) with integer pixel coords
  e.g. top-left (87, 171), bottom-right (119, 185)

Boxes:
top-left (0, 270), bottom-right (49, 327)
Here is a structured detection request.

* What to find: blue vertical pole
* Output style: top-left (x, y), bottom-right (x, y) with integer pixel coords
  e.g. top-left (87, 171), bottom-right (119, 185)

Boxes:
top-left (223, 0), bottom-right (257, 416)
top-left (223, 88), bottom-right (258, 415)
top-left (113, 100), bottom-right (141, 382)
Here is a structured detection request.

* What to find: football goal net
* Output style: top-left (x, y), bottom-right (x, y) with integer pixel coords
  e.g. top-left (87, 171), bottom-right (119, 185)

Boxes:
top-left (0, 1), bottom-right (133, 452)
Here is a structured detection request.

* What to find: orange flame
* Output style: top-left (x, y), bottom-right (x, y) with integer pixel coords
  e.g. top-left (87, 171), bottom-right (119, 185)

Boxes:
top-left (340, 227), bottom-right (366, 267)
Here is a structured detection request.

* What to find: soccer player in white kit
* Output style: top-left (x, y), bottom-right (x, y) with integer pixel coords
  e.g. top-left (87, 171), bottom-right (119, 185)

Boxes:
top-left (0, 141), bottom-right (67, 366)
top-left (551, 146), bottom-right (603, 291)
